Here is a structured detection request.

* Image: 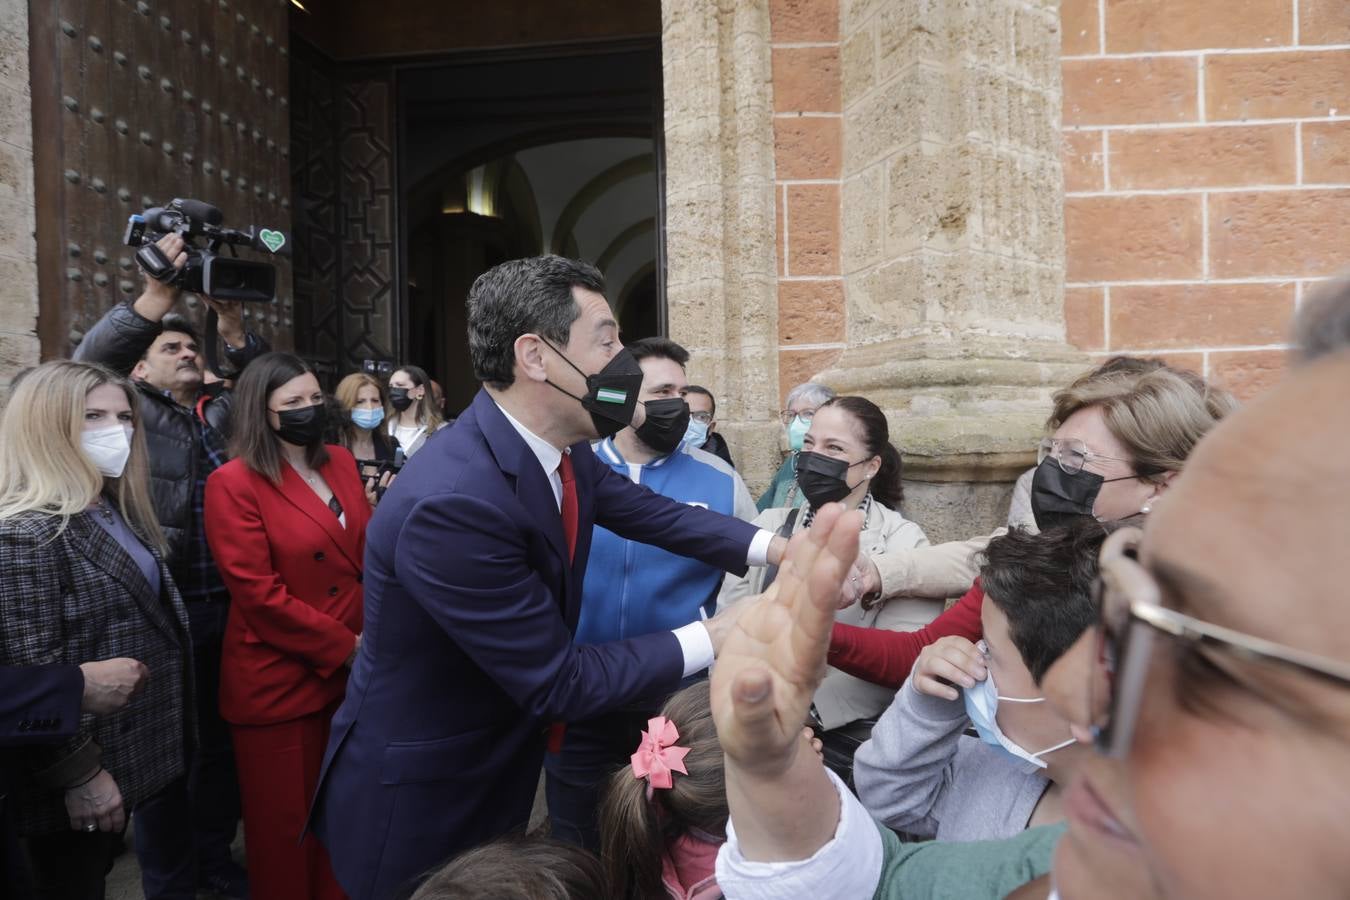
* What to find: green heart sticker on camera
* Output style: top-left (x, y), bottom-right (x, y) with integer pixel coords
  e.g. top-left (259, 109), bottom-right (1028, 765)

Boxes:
top-left (259, 229), bottom-right (286, 254)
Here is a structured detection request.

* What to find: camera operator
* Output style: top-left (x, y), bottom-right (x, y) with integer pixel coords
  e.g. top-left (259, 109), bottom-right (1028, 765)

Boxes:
top-left (72, 231), bottom-right (266, 899)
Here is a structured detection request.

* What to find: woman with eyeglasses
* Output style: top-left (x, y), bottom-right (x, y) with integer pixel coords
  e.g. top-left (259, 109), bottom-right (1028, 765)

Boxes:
top-left (825, 362), bottom-right (1237, 693)
top-left (703, 343), bottom-right (1350, 900)
top-left (755, 382), bottom-right (836, 512)
top-left (0, 361), bottom-right (191, 899)
top-left (204, 352), bottom-right (371, 899)
top-left (720, 396), bottom-right (929, 784)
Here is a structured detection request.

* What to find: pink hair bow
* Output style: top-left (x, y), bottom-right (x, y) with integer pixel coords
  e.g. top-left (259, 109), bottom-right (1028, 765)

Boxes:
top-left (631, 716), bottom-right (690, 798)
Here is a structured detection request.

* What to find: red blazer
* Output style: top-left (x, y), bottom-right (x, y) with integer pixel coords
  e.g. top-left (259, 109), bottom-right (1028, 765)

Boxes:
top-left (205, 445), bottom-right (370, 726)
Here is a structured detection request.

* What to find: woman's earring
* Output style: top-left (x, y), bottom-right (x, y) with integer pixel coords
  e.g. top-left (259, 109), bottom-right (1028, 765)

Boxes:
top-left (1141, 502), bottom-right (1153, 515)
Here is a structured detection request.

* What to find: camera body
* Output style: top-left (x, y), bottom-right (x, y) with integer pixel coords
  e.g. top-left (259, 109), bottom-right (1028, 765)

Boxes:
top-left (123, 198), bottom-right (289, 303)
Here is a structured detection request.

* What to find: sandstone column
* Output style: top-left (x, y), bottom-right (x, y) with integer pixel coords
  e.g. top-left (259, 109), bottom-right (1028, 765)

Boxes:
top-left (0, 1), bottom-right (38, 394)
top-left (661, 0), bottom-right (782, 493)
top-left (825, 0), bottom-right (1084, 541)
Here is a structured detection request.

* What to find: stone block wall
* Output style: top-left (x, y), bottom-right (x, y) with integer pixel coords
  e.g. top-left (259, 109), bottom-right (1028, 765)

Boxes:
top-left (769, 0), bottom-right (846, 402)
top-left (0, 0), bottom-right (37, 396)
top-left (1061, 0), bottom-right (1350, 399)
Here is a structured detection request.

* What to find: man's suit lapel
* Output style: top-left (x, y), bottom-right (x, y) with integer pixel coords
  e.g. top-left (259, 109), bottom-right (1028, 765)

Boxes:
top-left (67, 514), bottom-right (181, 646)
top-left (472, 390), bottom-right (572, 576)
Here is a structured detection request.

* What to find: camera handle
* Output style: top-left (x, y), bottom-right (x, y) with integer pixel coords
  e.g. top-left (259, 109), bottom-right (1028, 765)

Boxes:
top-left (201, 308), bottom-right (239, 381)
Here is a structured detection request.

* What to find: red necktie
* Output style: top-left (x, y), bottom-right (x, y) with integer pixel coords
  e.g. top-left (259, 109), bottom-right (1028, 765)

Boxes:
top-left (548, 453), bottom-right (580, 754)
top-left (558, 452), bottom-right (578, 563)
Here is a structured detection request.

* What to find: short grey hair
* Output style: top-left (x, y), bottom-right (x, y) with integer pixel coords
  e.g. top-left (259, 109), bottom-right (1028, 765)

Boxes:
top-left (1294, 276), bottom-right (1350, 365)
top-left (785, 382), bottom-right (836, 409)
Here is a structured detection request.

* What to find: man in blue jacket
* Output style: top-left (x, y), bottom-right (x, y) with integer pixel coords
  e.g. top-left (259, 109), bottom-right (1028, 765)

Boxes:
top-left (310, 257), bottom-right (786, 900)
top-left (544, 336), bottom-right (757, 850)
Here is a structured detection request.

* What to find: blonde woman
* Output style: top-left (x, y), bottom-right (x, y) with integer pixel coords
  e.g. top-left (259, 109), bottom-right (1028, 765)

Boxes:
top-left (385, 365), bottom-right (445, 457)
top-left (0, 361), bottom-right (190, 899)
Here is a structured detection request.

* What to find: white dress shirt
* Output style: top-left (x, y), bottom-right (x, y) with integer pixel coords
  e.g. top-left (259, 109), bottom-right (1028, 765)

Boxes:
top-left (494, 402), bottom-right (774, 675)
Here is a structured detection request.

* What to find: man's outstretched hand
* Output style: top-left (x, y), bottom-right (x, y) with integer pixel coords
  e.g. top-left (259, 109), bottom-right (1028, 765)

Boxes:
top-left (712, 502), bottom-right (861, 777)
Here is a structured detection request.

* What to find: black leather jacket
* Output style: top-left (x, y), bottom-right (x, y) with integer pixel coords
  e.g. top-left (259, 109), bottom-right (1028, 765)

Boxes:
top-left (73, 303), bottom-right (268, 562)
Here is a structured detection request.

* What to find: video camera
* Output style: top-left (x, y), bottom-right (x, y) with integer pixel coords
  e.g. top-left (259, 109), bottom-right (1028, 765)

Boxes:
top-left (123, 198), bottom-right (290, 303)
top-left (356, 447), bottom-right (406, 502)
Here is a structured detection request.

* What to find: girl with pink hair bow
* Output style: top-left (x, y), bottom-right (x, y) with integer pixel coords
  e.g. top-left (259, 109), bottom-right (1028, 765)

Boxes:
top-left (599, 681), bottom-right (821, 900)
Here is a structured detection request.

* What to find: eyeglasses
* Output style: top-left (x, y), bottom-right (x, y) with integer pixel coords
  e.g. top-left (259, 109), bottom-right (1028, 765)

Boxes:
top-left (1091, 527), bottom-right (1350, 758)
top-left (780, 408), bottom-right (816, 426)
top-left (689, 411), bottom-right (713, 425)
top-left (1038, 437), bottom-right (1132, 476)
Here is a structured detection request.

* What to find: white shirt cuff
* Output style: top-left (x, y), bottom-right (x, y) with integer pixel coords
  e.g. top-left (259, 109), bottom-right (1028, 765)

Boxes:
top-left (672, 621), bottom-right (715, 677)
top-left (715, 767), bottom-right (884, 900)
top-left (747, 529), bottom-right (775, 567)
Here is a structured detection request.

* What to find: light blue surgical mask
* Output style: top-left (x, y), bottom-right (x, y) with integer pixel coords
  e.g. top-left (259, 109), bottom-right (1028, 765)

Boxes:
top-left (351, 407), bottom-right (385, 431)
top-left (962, 654), bottom-right (1074, 771)
top-left (683, 418), bottom-right (709, 448)
top-left (786, 415), bottom-right (810, 452)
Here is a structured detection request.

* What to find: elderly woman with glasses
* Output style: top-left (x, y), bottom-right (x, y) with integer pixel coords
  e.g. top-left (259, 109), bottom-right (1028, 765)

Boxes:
top-left (824, 361), bottom-right (1237, 692)
top-left (756, 382), bottom-right (837, 512)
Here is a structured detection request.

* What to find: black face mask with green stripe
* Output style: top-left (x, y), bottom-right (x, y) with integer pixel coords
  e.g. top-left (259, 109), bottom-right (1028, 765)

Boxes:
top-left (541, 339), bottom-right (645, 439)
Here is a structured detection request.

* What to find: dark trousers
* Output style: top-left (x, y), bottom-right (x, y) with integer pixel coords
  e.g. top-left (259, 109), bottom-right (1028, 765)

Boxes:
top-left (544, 707), bottom-right (656, 853)
top-left (133, 597), bottom-right (242, 899)
top-left (24, 828), bottom-right (125, 900)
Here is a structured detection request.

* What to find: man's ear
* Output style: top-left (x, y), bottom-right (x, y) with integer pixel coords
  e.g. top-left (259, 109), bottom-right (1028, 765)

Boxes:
top-left (514, 334), bottom-right (549, 384)
top-left (131, 360), bottom-right (149, 382)
top-left (708, 419), bottom-right (717, 433)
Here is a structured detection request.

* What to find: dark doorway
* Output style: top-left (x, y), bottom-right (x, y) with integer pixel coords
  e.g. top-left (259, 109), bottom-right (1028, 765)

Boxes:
top-left (399, 44), bottom-right (665, 416)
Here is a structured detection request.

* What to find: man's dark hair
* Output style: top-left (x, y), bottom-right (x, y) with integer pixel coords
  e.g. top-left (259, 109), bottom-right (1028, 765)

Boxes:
top-left (1294, 275), bottom-right (1350, 364)
top-left (627, 336), bottom-right (689, 368)
top-left (410, 836), bottom-right (605, 900)
top-left (683, 384), bottom-right (715, 418)
top-left (157, 313), bottom-right (200, 345)
top-left (467, 256), bottom-right (605, 389)
top-left (979, 524), bottom-right (1111, 683)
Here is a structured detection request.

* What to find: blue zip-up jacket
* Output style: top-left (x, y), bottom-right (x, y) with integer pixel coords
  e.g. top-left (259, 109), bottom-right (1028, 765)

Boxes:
top-left (574, 437), bottom-right (757, 648)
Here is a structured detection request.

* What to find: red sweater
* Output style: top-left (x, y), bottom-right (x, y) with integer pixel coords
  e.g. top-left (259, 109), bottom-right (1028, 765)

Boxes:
top-left (826, 583), bottom-right (986, 689)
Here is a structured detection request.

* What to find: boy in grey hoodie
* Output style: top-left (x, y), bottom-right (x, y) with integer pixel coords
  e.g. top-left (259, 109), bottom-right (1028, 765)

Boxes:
top-left (854, 525), bottom-right (1110, 842)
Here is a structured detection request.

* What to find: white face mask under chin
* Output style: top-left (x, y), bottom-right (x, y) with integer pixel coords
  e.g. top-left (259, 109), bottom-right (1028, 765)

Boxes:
top-left (82, 424), bottom-right (133, 478)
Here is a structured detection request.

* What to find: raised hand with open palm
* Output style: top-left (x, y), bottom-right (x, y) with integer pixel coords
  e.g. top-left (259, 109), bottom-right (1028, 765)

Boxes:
top-left (711, 502), bottom-right (862, 860)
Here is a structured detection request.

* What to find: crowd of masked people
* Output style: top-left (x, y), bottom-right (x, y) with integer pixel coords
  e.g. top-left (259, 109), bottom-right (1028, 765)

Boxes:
top-left (0, 228), bottom-right (1345, 900)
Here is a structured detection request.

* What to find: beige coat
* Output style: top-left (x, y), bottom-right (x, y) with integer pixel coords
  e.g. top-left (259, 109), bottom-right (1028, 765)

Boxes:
top-left (718, 500), bottom-right (934, 729)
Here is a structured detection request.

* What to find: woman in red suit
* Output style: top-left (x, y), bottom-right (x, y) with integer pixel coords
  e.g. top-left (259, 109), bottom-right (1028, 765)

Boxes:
top-left (205, 352), bottom-right (371, 900)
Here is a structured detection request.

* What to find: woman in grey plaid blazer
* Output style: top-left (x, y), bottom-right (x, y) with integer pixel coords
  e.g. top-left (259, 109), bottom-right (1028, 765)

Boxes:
top-left (0, 361), bottom-right (191, 899)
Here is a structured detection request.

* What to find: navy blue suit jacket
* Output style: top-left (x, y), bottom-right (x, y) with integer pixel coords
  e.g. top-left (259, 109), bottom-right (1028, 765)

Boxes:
top-left (311, 389), bottom-right (759, 899)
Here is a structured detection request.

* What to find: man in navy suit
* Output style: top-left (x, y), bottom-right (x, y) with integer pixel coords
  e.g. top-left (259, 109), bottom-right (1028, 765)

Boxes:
top-left (311, 257), bottom-right (786, 899)
top-left (2, 660), bottom-right (148, 895)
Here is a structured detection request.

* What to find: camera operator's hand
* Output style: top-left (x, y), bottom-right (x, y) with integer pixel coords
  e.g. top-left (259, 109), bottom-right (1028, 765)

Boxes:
top-left (132, 234), bottom-right (187, 322)
top-left (364, 471), bottom-right (394, 508)
top-left (203, 297), bottom-right (247, 350)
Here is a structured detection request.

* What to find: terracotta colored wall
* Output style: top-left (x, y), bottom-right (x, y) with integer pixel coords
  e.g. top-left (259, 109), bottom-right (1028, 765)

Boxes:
top-left (1061, 0), bottom-right (1350, 399)
top-left (769, 0), bottom-right (845, 403)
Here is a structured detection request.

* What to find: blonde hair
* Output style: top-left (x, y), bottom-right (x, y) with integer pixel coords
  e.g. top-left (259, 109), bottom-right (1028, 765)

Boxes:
top-left (1047, 365), bottom-right (1239, 481)
top-left (0, 360), bottom-right (165, 552)
top-left (334, 372), bottom-right (388, 449)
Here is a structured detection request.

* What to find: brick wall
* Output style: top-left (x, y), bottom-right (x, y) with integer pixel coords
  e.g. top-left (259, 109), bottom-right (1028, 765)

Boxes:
top-left (769, 0), bottom-right (845, 402)
top-left (1061, 0), bottom-right (1350, 399)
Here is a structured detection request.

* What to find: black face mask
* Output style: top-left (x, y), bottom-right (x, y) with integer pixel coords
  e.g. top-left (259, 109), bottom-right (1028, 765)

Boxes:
top-left (634, 397), bottom-right (691, 456)
top-left (540, 340), bottom-right (644, 439)
top-left (273, 403), bottom-right (328, 448)
top-left (1029, 456), bottom-right (1140, 531)
top-left (388, 387), bottom-right (415, 411)
top-left (795, 451), bottom-right (865, 509)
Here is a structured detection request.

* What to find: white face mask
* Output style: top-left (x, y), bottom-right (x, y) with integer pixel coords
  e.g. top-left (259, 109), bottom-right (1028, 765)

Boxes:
top-left (82, 424), bottom-right (133, 478)
top-left (963, 656), bottom-right (1075, 771)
